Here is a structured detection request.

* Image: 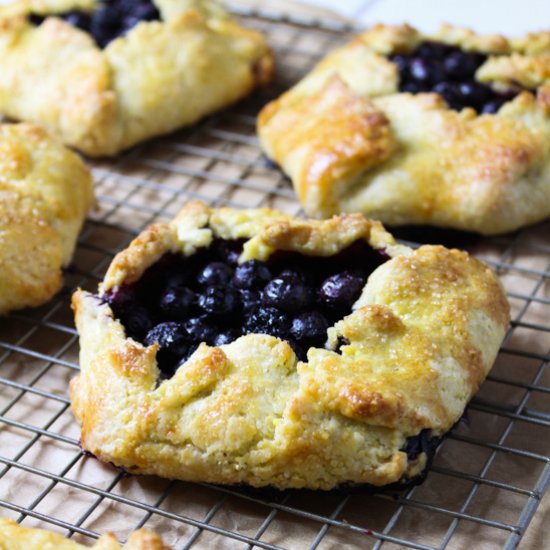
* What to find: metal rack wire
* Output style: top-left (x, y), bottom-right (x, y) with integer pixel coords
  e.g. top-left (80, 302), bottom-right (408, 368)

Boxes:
top-left (1, 6), bottom-right (549, 550)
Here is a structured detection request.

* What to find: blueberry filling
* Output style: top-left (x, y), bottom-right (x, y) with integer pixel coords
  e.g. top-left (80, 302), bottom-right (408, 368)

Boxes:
top-left (402, 429), bottom-right (440, 462)
top-left (390, 41), bottom-right (520, 113)
top-left (103, 239), bottom-right (388, 378)
top-left (28, 0), bottom-right (160, 48)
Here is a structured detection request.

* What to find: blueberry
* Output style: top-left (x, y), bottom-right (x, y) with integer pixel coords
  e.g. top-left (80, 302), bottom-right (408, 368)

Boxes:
top-left (122, 4), bottom-right (158, 33)
top-left (286, 339), bottom-right (307, 362)
top-left (184, 317), bottom-right (216, 344)
top-left (164, 270), bottom-right (190, 290)
top-left (281, 265), bottom-right (316, 285)
top-left (402, 429), bottom-right (440, 461)
top-left (159, 286), bottom-right (195, 319)
top-left (144, 322), bottom-right (189, 371)
top-left (391, 41), bottom-right (517, 114)
top-left (409, 58), bottom-right (431, 84)
top-left (232, 260), bottom-right (272, 289)
top-left (239, 289), bottom-right (261, 313)
top-left (291, 312), bottom-right (329, 342)
top-left (401, 81), bottom-right (425, 94)
top-left (90, 17), bottom-right (121, 48)
top-left (212, 240), bottom-right (242, 265)
top-left (145, 321), bottom-right (188, 349)
top-left (104, 285), bottom-right (136, 311)
top-left (175, 343), bottom-right (199, 368)
top-left (407, 58), bottom-right (444, 86)
top-left (90, 7), bottom-right (122, 47)
top-left (427, 61), bottom-right (446, 85)
top-left (59, 0), bottom-right (163, 46)
top-left (122, 16), bottom-right (141, 32)
top-left (63, 11), bottom-right (91, 31)
top-left (28, 14), bottom-right (45, 26)
top-left (197, 262), bottom-right (234, 287)
top-left (114, 0), bottom-right (135, 13)
top-left (133, 3), bottom-right (160, 21)
top-left (213, 328), bottom-right (241, 346)
top-left (262, 277), bottom-right (312, 313)
top-left (432, 81), bottom-right (463, 110)
top-left (198, 288), bottom-right (240, 316)
top-left (481, 98), bottom-right (506, 114)
top-left (91, 6), bottom-right (121, 32)
top-left (278, 268), bottom-right (304, 282)
top-left (457, 81), bottom-right (491, 109)
top-left (391, 54), bottom-right (409, 76)
top-left (416, 41), bottom-right (450, 60)
top-left (121, 305), bottom-right (153, 339)
top-left (244, 306), bottom-right (289, 338)
top-left (443, 51), bottom-right (481, 79)
top-left (319, 271), bottom-right (365, 310)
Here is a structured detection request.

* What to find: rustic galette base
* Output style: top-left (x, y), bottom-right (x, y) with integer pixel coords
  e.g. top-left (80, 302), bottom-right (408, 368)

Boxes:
top-left (71, 202), bottom-right (510, 490)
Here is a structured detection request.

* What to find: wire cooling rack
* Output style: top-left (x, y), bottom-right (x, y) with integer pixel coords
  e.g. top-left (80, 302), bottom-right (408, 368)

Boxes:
top-left (1, 6), bottom-right (549, 550)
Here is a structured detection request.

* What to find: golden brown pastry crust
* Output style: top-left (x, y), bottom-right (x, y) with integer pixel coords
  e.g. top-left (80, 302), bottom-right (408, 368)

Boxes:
top-left (0, 517), bottom-right (170, 549)
top-left (70, 201), bottom-right (509, 490)
top-left (0, 0), bottom-right (273, 157)
top-left (0, 123), bottom-right (93, 315)
top-left (258, 24), bottom-right (550, 235)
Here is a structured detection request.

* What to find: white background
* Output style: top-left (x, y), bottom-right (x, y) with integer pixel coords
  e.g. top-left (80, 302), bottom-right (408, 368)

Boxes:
top-left (2, 1), bottom-right (549, 34)
top-left (301, 0), bottom-right (550, 34)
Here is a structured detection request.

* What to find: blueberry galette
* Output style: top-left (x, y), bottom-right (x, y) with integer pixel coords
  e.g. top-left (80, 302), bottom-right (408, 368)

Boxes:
top-left (258, 24), bottom-right (550, 235)
top-left (0, 517), bottom-right (170, 549)
top-left (0, 0), bottom-right (273, 156)
top-left (0, 123), bottom-right (93, 315)
top-left (71, 201), bottom-right (509, 490)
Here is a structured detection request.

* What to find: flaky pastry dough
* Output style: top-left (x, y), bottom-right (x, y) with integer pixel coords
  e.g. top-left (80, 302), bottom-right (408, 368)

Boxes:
top-left (0, 0), bottom-right (273, 156)
top-left (258, 24), bottom-right (550, 235)
top-left (0, 123), bottom-right (93, 315)
top-left (0, 517), bottom-right (170, 549)
top-left (71, 202), bottom-right (509, 490)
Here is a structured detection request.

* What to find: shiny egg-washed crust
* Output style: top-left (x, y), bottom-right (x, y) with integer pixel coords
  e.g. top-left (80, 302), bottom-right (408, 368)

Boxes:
top-left (71, 201), bottom-right (510, 490)
top-left (258, 24), bottom-right (550, 235)
top-left (0, 0), bottom-right (273, 157)
top-left (0, 517), bottom-right (170, 549)
top-left (0, 123), bottom-right (93, 315)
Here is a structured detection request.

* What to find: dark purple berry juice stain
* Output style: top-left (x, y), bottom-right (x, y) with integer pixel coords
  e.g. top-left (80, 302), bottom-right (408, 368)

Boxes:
top-left (102, 238), bottom-right (388, 379)
top-left (390, 41), bottom-right (521, 113)
top-left (28, 0), bottom-right (160, 48)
